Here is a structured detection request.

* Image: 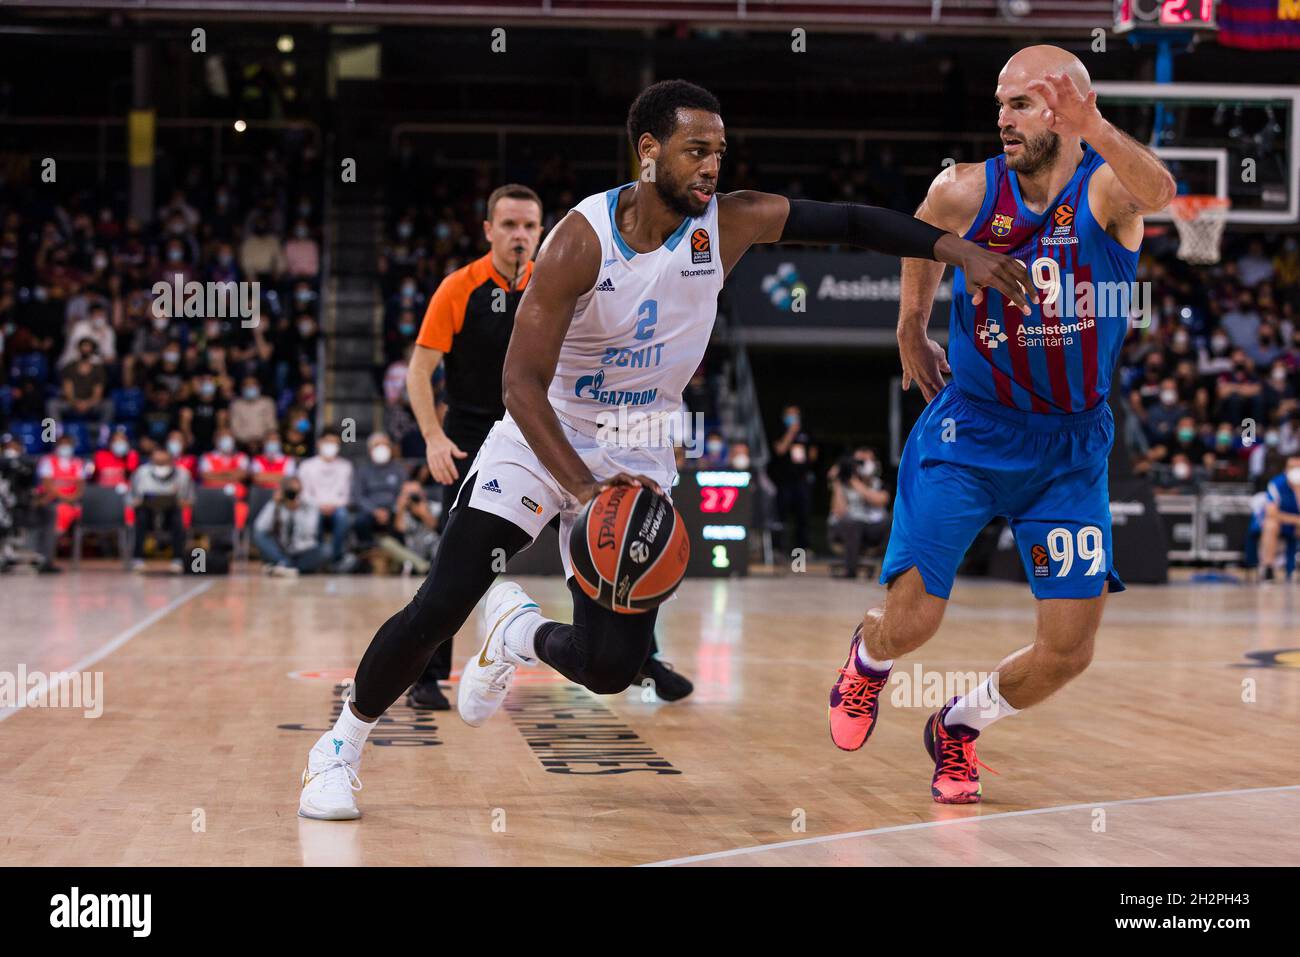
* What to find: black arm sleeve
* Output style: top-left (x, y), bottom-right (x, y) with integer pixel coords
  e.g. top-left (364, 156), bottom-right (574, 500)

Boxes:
top-left (779, 199), bottom-right (950, 261)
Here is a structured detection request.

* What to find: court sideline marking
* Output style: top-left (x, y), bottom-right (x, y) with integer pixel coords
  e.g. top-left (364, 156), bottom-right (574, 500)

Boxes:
top-left (0, 579), bottom-right (214, 722)
top-left (641, 783), bottom-right (1300, 866)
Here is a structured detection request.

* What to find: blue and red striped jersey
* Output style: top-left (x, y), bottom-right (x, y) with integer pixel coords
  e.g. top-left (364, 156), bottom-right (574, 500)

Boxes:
top-left (949, 146), bottom-right (1139, 414)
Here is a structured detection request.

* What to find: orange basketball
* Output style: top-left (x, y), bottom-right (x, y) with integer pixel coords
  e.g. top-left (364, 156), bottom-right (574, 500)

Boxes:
top-left (569, 484), bottom-right (690, 613)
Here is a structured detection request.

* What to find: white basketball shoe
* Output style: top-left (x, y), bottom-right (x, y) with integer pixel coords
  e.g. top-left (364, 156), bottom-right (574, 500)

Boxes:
top-left (457, 581), bottom-right (541, 727)
top-left (298, 737), bottom-right (363, 820)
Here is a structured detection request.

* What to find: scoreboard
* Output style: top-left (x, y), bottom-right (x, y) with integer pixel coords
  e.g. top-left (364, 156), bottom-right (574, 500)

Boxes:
top-left (675, 469), bottom-right (752, 577)
top-left (1114, 0), bottom-right (1219, 32)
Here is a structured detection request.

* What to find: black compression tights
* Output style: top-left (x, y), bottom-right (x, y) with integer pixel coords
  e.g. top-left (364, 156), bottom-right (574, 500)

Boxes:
top-left (351, 502), bottom-right (659, 717)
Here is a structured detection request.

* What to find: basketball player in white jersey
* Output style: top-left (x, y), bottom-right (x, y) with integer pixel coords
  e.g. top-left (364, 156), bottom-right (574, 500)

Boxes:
top-left (299, 79), bottom-right (1034, 819)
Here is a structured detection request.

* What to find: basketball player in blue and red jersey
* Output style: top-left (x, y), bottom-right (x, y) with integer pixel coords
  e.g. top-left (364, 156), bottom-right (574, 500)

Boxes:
top-left (827, 46), bottom-right (1176, 804)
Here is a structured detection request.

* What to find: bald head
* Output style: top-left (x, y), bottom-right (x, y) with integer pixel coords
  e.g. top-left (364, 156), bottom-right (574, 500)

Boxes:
top-left (1000, 45), bottom-right (1091, 95)
top-left (995, 45), bottom-right (1091, 174)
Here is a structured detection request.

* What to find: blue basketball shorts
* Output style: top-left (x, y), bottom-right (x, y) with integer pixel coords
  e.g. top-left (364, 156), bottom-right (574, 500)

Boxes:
top-left (880, 385), bottom-right (1125, 600)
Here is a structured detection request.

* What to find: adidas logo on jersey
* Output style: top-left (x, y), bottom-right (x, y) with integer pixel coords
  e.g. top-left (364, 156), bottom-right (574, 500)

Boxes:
top-left (481, 478), bottom-right (502, 493)
top-left (595, 277), bottom-right (616, 292)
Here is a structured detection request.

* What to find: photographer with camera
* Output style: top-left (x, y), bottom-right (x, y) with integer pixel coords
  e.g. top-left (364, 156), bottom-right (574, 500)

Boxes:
top-left (376, 479), bottom-right (440, 576)
top-left (828, 447), bottom-right (890, 580)
top-left (252, 474), bottom-right (327, 578)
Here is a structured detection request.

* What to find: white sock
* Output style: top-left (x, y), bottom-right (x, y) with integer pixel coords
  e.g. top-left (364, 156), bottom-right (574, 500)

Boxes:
top-left (944, 676), bottom-right (1020, 733)
top-left (502, 609), bottom-right (546, 663)
top-left (855, 639), bottom-right (893, 674)
top-left (313, 700), bottom-right (377, 767)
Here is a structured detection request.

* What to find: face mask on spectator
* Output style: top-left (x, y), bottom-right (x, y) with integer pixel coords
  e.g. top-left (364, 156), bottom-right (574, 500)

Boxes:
top-left (199, 382), bottom-right (216, 398)
top-left (93, 254), bottom-right (108, 271)
top-left (401, 283), bottom-right (416, 299)
top-left (264, 441), bottom-right (282, 457)
top-left (397, 223), bottom-right (413, 240)
top-left (167, 247), bottom-right (184, 262)
top-left (1160, 389), bottom-right (1177, 406)
top-left (217, 252), bottom-right (233, 267)
top-left (859, 459), bottom-right (877, 478)
top-left (56, 444), bottom-right (73, 459)
top-left (167, 439), bottom-right (184, 456)
top-left (297, 321), bottom-right (314, 338)
top-left (296, 418), bottom-right (311, 433)
top-left (1177, 427), bottom-right (1195, 443)
top-left (295, 290), bottom-right (313, 305)
top-left (706, 439), bottom-right (723, 456)
top-left (243, 385), bottom-right (260, 400)
top-left (111, 440), bottom-right (129, 457)
top-left (283, 486), bottom-right (299, 501)
top-left (163, 350), bottom-right (180, 364)
top-left (399, 321), bottom-right (416, 336)
top-left (1216, 432), bottom-right (1233, 448)
top-left (1289, 467), bottom-right (1300, 486)
top-left (1211, 335), bottom-right (1229, 353)
top-left (295, 227), bottom-right (309, 240)
top-left (370, 444), bottom-right (392, 465)
top-left (216, 436), bottom-right (235, 454)
top-left (319, 441), bottom-right (339, 459)
top-left (153, 317), bottom-right (169, 331)
top-left (1173, 332), bottom-right (1189, 349)
top-left (435, 223), bottom-right (451, 241)
top-left (1272, 368), bottom-right (1288, 385)
top-left (1266, 431), bottom-right (1280, 447)
top-left (1173, 461), bottom-right (1191, 481)
top-left (732, 454), bottom-right (750, 470)
top-left (3, 447), bottom-right (19, 460)
top-left (152, 463), bottom-right (173, 480)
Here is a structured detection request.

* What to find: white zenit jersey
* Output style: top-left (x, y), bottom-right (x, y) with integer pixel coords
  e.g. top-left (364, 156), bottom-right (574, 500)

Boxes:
top-left (547, 183), bottom-right (725, 437)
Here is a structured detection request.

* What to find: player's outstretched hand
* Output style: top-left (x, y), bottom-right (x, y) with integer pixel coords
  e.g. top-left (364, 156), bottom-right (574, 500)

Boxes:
top-left (1027, 73), bottom-right (1102, 141)
top-left (959, 242), bottom-right (1036, 315)
top-left (425, 432), bottom-right (467, 486)
top-left (577, 472), bottom-right (664, 505)
top-left (898, 322), bottom-right (951, 404)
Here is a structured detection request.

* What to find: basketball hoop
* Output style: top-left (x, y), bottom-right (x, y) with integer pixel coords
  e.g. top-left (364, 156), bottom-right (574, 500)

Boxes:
top-left (1169, 195), bottom-right (1230, 265)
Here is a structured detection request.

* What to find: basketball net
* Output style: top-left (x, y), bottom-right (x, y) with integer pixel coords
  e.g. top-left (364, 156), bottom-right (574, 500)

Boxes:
top-left (1169, 195), bottom-right (1230, 265)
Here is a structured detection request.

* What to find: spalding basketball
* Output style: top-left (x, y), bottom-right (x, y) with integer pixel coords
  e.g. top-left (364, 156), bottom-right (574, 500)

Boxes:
top-left (570, 484), bottom-right (690, 613)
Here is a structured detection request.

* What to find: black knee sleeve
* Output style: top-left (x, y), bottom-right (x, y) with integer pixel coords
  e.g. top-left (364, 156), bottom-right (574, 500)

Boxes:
top-left (534, 579), bottom-right (658, 695)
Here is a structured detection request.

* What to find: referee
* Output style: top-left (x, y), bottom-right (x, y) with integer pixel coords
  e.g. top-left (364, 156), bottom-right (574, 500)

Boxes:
top-left (405, 184), bottom-right (540, 709)
top-left (405, 183), bottom-right (693, 709)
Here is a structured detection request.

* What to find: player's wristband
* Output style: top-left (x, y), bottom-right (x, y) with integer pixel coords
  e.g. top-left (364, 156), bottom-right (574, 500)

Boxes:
top-left (780, 198), bottom-right (949, 261)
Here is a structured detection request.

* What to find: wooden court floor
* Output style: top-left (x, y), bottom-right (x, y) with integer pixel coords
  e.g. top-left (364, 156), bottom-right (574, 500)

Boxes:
top-left (1, 566), bottom-right (1297, 866)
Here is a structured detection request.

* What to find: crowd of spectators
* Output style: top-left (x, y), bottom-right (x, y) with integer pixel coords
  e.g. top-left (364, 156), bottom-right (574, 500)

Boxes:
top-left (0, 138), bottom-right (331, 572)
top-left (1121, 234), bottom-right (1300, 494)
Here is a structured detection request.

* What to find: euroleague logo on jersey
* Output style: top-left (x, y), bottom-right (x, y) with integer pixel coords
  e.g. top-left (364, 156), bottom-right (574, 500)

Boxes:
top-left (691, 228), bottom-right (712, 265)
top-left (1031, 544), bottom-right (1050, 577)
top-left (1043, 203), bottom-right (1079, 246)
